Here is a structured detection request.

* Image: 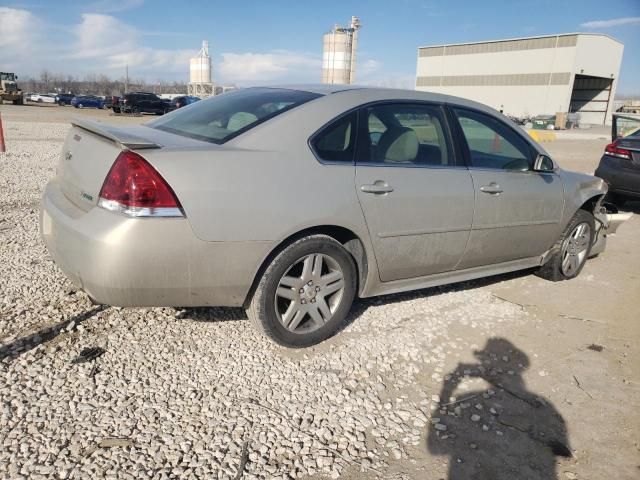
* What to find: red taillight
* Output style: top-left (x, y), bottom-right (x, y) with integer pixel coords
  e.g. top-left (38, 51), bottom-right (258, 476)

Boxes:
top-left (98, 151), bottom-right (183, 217)
top-left (605, 142), bottom-right (632, 160)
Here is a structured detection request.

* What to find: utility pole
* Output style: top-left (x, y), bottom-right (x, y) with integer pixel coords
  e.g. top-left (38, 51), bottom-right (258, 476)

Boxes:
top-left (125, 65), bottom-right (129, 94)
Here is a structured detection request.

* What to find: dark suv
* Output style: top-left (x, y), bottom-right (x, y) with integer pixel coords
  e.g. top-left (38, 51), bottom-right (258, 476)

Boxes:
top-left (55, 93), bottom-right (75, 106)
top-left (115, 92), bottom-right (168, 115)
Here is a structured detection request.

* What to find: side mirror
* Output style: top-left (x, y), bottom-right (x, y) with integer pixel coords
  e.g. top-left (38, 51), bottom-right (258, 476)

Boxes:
top-left (533, 154), bottom-right (555, 172)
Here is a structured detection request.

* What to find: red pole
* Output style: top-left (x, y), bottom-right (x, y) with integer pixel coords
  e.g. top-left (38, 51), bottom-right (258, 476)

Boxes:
top-left (0, 111), bottom-right (5, 153)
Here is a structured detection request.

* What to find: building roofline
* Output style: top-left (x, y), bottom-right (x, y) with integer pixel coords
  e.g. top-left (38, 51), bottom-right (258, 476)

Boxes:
top-left (417, 32), bottom-right (623, 50)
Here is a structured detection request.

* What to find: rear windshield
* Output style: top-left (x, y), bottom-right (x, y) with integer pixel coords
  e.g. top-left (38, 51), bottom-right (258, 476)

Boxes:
top-left (147, 88), bottom-right (322, 144)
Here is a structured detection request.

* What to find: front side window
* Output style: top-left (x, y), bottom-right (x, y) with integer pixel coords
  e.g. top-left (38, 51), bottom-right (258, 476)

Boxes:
top-left (148, 88), bottom-right (322, 144)
top-left (311, 112), bottom-right (357, 163)
top-left (453, 108), bottom-right (532, 171)
top-left (357, 104), bottom-right (452, 166)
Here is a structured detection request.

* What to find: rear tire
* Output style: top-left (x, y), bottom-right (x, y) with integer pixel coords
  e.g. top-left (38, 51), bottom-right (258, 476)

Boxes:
top-left (536, 209), bottom-right (595, 282)
top-left (246, 235), bottom-right (357, 348)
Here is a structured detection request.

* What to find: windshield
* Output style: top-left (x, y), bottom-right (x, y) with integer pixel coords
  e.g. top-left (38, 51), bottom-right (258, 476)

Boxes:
top-left (147, 88), bottom-right (322, 144)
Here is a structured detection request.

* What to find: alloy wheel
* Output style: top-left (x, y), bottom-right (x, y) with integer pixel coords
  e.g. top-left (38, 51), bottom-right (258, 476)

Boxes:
top-left (561, 222), bottom-right (591, 276)
top-left (274, 253), bottom-right (345, 333)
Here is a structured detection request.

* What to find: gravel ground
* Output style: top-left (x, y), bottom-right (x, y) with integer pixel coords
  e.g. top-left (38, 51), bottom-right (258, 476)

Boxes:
top-left (1, 106), bottom-right (638, 480)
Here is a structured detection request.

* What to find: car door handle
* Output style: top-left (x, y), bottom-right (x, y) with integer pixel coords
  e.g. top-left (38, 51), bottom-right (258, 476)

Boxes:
top-left (480, 183), bottom-right (503, 194)
top-left (361, 182), bottom-right (394, 194)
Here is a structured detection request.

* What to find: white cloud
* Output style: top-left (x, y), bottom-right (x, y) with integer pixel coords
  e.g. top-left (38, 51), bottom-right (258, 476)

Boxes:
top-left (0, 7), bottom-right (44, 71)
top-left (72, 14), bottom-right (137, 59)
top-left (218, 50), bottom-right (321, 84)
top-left (581, 17), bottom-right (640, 28)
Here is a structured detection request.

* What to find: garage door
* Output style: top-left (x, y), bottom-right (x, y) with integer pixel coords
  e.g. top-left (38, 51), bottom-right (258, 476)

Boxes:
top-left (569, 75), bottom-right (612, 125)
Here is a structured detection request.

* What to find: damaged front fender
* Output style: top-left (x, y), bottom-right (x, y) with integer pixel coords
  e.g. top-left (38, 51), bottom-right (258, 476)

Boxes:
top-left (590, 201), bottom-right (633, 257)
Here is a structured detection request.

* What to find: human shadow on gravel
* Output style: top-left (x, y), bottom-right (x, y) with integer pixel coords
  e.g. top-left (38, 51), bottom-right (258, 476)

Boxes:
top-left (0, 305), bottom-right (107, 361)
top-left (427, 338), bottom-right (572, 480)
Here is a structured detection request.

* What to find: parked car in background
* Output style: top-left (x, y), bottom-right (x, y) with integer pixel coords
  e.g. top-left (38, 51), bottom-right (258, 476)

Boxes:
top-left (31, 93), bottom-right (56, 104)
top-left (103, 96), bottom-right (116, 110)
top-left (595, 113), bottom-right (640, 206)
top-left (71, 95), bottom-right (106, 109)
top-left (40, 86), bottom-right (630, 348)
top-left (55, 93), bottom-right (75, 106)
top-left (167, 95), bottom-right (201, 111)
top-left (116, 92), bottom-right (167, 114)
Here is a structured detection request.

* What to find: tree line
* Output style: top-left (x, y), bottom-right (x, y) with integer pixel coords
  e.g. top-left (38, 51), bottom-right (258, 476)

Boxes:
top-left (19, 71), bottom-right (189, 96)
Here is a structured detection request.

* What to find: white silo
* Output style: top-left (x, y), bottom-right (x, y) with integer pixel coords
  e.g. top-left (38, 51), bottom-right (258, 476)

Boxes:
top-left (188, 40), bottom-right (214, 97)
top-left (322, 16), bottom-right (361, 85)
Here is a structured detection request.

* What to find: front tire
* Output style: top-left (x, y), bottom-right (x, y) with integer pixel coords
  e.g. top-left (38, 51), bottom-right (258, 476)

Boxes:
top-left (536, 209), bottom-right (595, 281)
top-left (247, 235), bottom-right (357, 348)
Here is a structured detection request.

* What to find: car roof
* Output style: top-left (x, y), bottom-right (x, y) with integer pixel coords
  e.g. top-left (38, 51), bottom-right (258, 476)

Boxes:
top-left (263, 84), bottom-right (504, 114)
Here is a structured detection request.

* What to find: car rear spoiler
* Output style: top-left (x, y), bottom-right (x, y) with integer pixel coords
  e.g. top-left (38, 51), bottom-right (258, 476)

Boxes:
top-left (71, 117), bottom-right (162, 150)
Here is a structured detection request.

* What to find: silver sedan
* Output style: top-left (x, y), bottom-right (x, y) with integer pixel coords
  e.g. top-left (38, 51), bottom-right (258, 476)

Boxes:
top-left (40, 86), bottom-right (627, 347)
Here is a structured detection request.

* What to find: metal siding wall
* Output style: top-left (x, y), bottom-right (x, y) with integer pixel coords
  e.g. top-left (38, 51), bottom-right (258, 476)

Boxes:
top-left (417, 34), bottom-right (577, 57)
top-left (416, 72), bottom-right (571, 87)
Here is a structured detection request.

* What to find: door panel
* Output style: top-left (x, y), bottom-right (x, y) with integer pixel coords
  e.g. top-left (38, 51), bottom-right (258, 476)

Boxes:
top-left (450, 107), bottom-right (564, 268)
top-left (353, 103), bottom-right (474, 282)
top-left (458, 170), bottom-right (564, 268)
top-left (356, 167), bottom-right (474, 281)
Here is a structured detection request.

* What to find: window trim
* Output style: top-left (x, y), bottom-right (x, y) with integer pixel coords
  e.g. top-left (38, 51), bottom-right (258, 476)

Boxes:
top-left (446, 105), bottom-right (548, 173)
top-left (354, 101), bottom-right (459, 169)
top-left (308, 99), bottom-right (464, 167)
top-left (308, 109), bottom-right (359, 165)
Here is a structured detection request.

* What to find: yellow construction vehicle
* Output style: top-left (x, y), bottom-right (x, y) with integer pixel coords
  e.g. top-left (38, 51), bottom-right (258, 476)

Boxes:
top-left (0, 72), bottom-right (24, 105)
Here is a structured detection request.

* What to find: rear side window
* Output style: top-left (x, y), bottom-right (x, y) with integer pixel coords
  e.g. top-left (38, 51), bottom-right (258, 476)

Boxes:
top-left (149, 88), bottom-right (321, 144)
top-left (311, 112), bottom-right (357, 163)
top-left (453, 108), bottom-right (533, 171)
top-left (357, 103), bottom-right (452, 166)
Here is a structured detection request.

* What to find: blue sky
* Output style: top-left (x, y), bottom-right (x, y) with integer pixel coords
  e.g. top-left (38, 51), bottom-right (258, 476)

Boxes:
top-left (1, 0), bottom-right (639, 94)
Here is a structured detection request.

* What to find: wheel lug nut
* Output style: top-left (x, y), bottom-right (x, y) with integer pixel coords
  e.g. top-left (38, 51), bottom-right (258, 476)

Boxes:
top-left (301, 299), bottom-right (306, 304)
top-left (308, 281), bottom-right (313, 286)
top-left (315, 286), bottom-right (320, 292)
top-left (311, 298), bottom-right (316, 303)
top-left (299, 288), bottom-right (304, 293)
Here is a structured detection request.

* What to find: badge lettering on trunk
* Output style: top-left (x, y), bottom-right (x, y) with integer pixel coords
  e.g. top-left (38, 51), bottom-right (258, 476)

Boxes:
top-left (65, 151), bottom-right (72, 161)
top-left (81, 192), bottom-right (93, 202)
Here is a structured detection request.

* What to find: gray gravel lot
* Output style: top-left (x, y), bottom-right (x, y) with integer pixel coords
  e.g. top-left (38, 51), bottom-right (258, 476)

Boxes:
top-left (1, 105), bottom-right (638, 479)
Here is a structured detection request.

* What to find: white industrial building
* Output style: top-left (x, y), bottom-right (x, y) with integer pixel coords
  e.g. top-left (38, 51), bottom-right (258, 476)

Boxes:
top-left (415, 33), bottom-right (623, 125)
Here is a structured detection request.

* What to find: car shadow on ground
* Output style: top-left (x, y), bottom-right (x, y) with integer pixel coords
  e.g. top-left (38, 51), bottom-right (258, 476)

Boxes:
top-left (175, 269), bottom-right (533, 333)
top-left (426, 338), bottom-right (573, 480)
top-left (0, 305), bottom-right (107, 361)
top-left (174, 306), bottom-right (247, 322)
top-left (338, 269), bottom-right (534, 334)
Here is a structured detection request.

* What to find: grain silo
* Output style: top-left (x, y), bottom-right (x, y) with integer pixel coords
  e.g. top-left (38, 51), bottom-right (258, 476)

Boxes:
top-left (322, 16), bottom-right (361, 85)
top-left (188, 40), bottom-right (214, 97)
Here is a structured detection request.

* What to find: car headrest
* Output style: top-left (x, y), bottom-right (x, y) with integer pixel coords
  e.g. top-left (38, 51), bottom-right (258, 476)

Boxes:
top-left (228, 112), bottom-right (258, 132)
top-left (377, 127), bottom-right (419, 163)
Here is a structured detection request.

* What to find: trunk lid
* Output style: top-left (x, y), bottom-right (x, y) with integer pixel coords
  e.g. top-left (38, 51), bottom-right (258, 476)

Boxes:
top-left (57, 118), bottom-right (205, 212)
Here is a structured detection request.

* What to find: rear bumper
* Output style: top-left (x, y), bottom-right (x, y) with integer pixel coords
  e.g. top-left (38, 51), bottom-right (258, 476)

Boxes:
top-left (595, 156), bottom-right (640, 198)
top-left (40, 179), bottom-right (272, 307)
